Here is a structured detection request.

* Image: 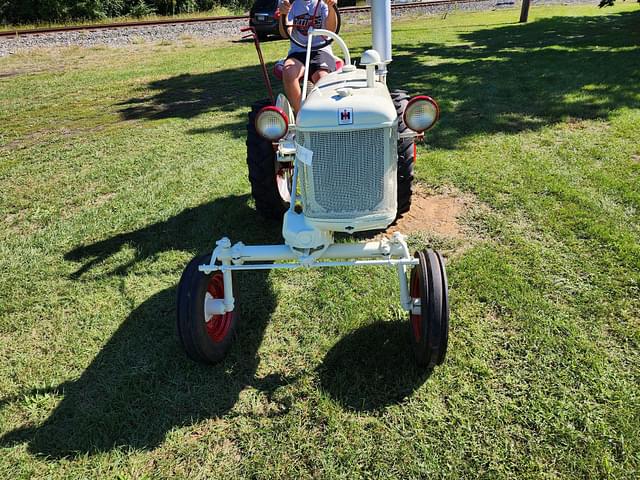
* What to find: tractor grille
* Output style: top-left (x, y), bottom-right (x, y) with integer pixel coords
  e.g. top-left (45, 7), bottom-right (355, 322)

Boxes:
top-left (299, 127), bottom-right (394, 218)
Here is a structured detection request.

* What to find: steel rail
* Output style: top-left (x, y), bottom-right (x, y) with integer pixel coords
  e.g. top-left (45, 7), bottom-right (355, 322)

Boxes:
top-left (0, 0), bottom-right (490, 38)
top-left (0, 14), bottom-right (248, 37)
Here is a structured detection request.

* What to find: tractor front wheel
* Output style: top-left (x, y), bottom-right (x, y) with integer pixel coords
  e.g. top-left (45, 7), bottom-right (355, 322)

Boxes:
top-left (247, 99), bottom-right (289, 220)
top-left (409, 249), bottom-right (449, 368)
top-left (177, 254), bottom-right (239, 364)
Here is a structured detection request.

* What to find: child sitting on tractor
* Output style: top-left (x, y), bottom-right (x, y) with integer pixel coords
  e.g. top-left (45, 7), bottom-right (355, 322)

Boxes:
top-left (278, 0), bottom-right (339, 113)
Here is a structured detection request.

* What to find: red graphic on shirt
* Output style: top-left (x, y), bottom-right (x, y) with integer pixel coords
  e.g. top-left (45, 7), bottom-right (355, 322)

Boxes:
top-left (293, 14), bottom-right (323, 35)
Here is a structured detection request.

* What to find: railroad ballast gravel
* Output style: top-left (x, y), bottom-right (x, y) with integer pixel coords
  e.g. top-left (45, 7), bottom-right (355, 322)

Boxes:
top-left (0, 0), bottom-right (594, 57)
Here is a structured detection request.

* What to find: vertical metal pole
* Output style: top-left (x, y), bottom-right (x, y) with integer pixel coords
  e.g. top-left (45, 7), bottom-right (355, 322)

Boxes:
top-left (397, 264), bottom-right (412, 311)
top-left (302, 31), bottom-right (314, 103)
top-left (287, 161), bottom-right (299, 213)
top-left (222, 260), bottom-right (235, 312)
top-left (519, 0), bottom-right (531, 23)
top-left (371, 0), bottom-right (392, 64)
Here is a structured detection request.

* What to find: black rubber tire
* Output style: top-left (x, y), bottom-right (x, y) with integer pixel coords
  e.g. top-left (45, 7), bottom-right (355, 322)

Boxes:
top-left (409, 249), bottom-right (449, 369)
top-left (176, 254), bottom-right (239, 364)
top-left (246, 99), bottom-right (288, 220)
top-left (391, 90), bottom-right (415, 217)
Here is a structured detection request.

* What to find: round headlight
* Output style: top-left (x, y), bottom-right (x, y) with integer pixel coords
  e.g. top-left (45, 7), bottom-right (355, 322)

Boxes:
top-left (403, 96), bottom-right (439, 133)
top-left (255, 106), bottom-right (289, 141)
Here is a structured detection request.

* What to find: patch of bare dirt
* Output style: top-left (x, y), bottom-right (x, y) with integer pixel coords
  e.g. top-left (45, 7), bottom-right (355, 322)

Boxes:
top-left (632, 154), bottom-right (640, 164)
top-left (387, 185), bottom-right (473, 239)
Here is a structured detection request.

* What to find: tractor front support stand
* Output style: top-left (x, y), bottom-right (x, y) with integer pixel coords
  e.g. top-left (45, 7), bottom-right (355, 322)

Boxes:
top-left (198, 233), bottom-right (419, 316)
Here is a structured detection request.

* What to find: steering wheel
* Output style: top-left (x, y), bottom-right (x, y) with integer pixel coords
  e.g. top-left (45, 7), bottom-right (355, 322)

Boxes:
top-left (279, 0), bottom-right (341, 50)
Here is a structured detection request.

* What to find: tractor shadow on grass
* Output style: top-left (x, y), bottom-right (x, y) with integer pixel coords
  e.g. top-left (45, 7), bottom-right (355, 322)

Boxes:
top-left (63, 193), bottom-right (282, 279)
top-left (0, 195), bottom-right (289, 458)
top-left (318, 321), bottom-right (432, 412)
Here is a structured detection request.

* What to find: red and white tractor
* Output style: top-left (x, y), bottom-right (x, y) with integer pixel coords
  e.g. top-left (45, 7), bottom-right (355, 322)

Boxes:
top-left (176, 0), bottom-right (449, 370)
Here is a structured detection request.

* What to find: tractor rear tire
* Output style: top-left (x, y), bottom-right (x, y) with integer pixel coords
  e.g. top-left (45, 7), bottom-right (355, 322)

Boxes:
top-left (391, 90), bottom-right (415, 217)
top-left (247, 99), bottom-right (288, 220)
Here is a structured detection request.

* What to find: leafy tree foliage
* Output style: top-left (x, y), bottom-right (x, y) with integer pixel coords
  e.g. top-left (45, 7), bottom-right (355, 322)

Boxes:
top-left (0, 0), bottom-right (251, 24)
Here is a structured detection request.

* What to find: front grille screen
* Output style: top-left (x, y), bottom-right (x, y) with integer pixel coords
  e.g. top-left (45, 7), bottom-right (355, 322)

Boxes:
top-left (300, 128), bottom-right (388, 217)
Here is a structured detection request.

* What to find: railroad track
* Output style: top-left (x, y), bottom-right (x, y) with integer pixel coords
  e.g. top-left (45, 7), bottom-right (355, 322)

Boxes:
top-left (0, 0), bottom-right (495, 38)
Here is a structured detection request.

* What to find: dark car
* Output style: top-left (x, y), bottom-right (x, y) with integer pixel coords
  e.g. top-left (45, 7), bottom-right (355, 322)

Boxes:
top-left (249, 0), bottom-right (282, 40)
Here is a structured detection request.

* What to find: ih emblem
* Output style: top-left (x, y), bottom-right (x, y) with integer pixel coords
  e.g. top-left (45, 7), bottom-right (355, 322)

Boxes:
top-left (338, 107), bottom-right (353, 125)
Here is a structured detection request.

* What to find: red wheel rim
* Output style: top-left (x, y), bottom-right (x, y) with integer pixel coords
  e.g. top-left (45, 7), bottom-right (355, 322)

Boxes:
top-left (205, 272), bottom-right (233, 343)
top-left (410, 268), bottom-right (422, 342)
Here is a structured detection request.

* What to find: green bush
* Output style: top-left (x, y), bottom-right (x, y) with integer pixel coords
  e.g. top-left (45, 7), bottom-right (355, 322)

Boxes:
top-left (0, 0), bottom-right (252, 24)
top-left (129, 0), bottom-right (156, 17)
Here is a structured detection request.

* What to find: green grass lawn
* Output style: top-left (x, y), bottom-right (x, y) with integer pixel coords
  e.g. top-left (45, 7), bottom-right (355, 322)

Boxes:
top-left (1, 3), bottom-right (639, 478)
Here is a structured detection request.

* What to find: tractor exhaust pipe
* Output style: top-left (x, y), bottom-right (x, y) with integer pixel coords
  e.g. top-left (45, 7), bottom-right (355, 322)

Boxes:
top-left (371, 0), bottom-right (392, 65)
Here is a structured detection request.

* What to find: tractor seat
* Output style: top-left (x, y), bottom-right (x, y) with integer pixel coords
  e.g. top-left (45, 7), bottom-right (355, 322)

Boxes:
top-left (273, 57), bottom-right (344, 81)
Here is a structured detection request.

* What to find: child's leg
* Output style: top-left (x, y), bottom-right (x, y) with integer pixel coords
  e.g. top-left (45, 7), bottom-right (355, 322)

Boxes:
top-left (282, 57), bottom-right (305, 113)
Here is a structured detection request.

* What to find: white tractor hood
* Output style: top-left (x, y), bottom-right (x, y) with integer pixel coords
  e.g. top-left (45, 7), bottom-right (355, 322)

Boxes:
top-left (296, 68), bottom-right (397, 131)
